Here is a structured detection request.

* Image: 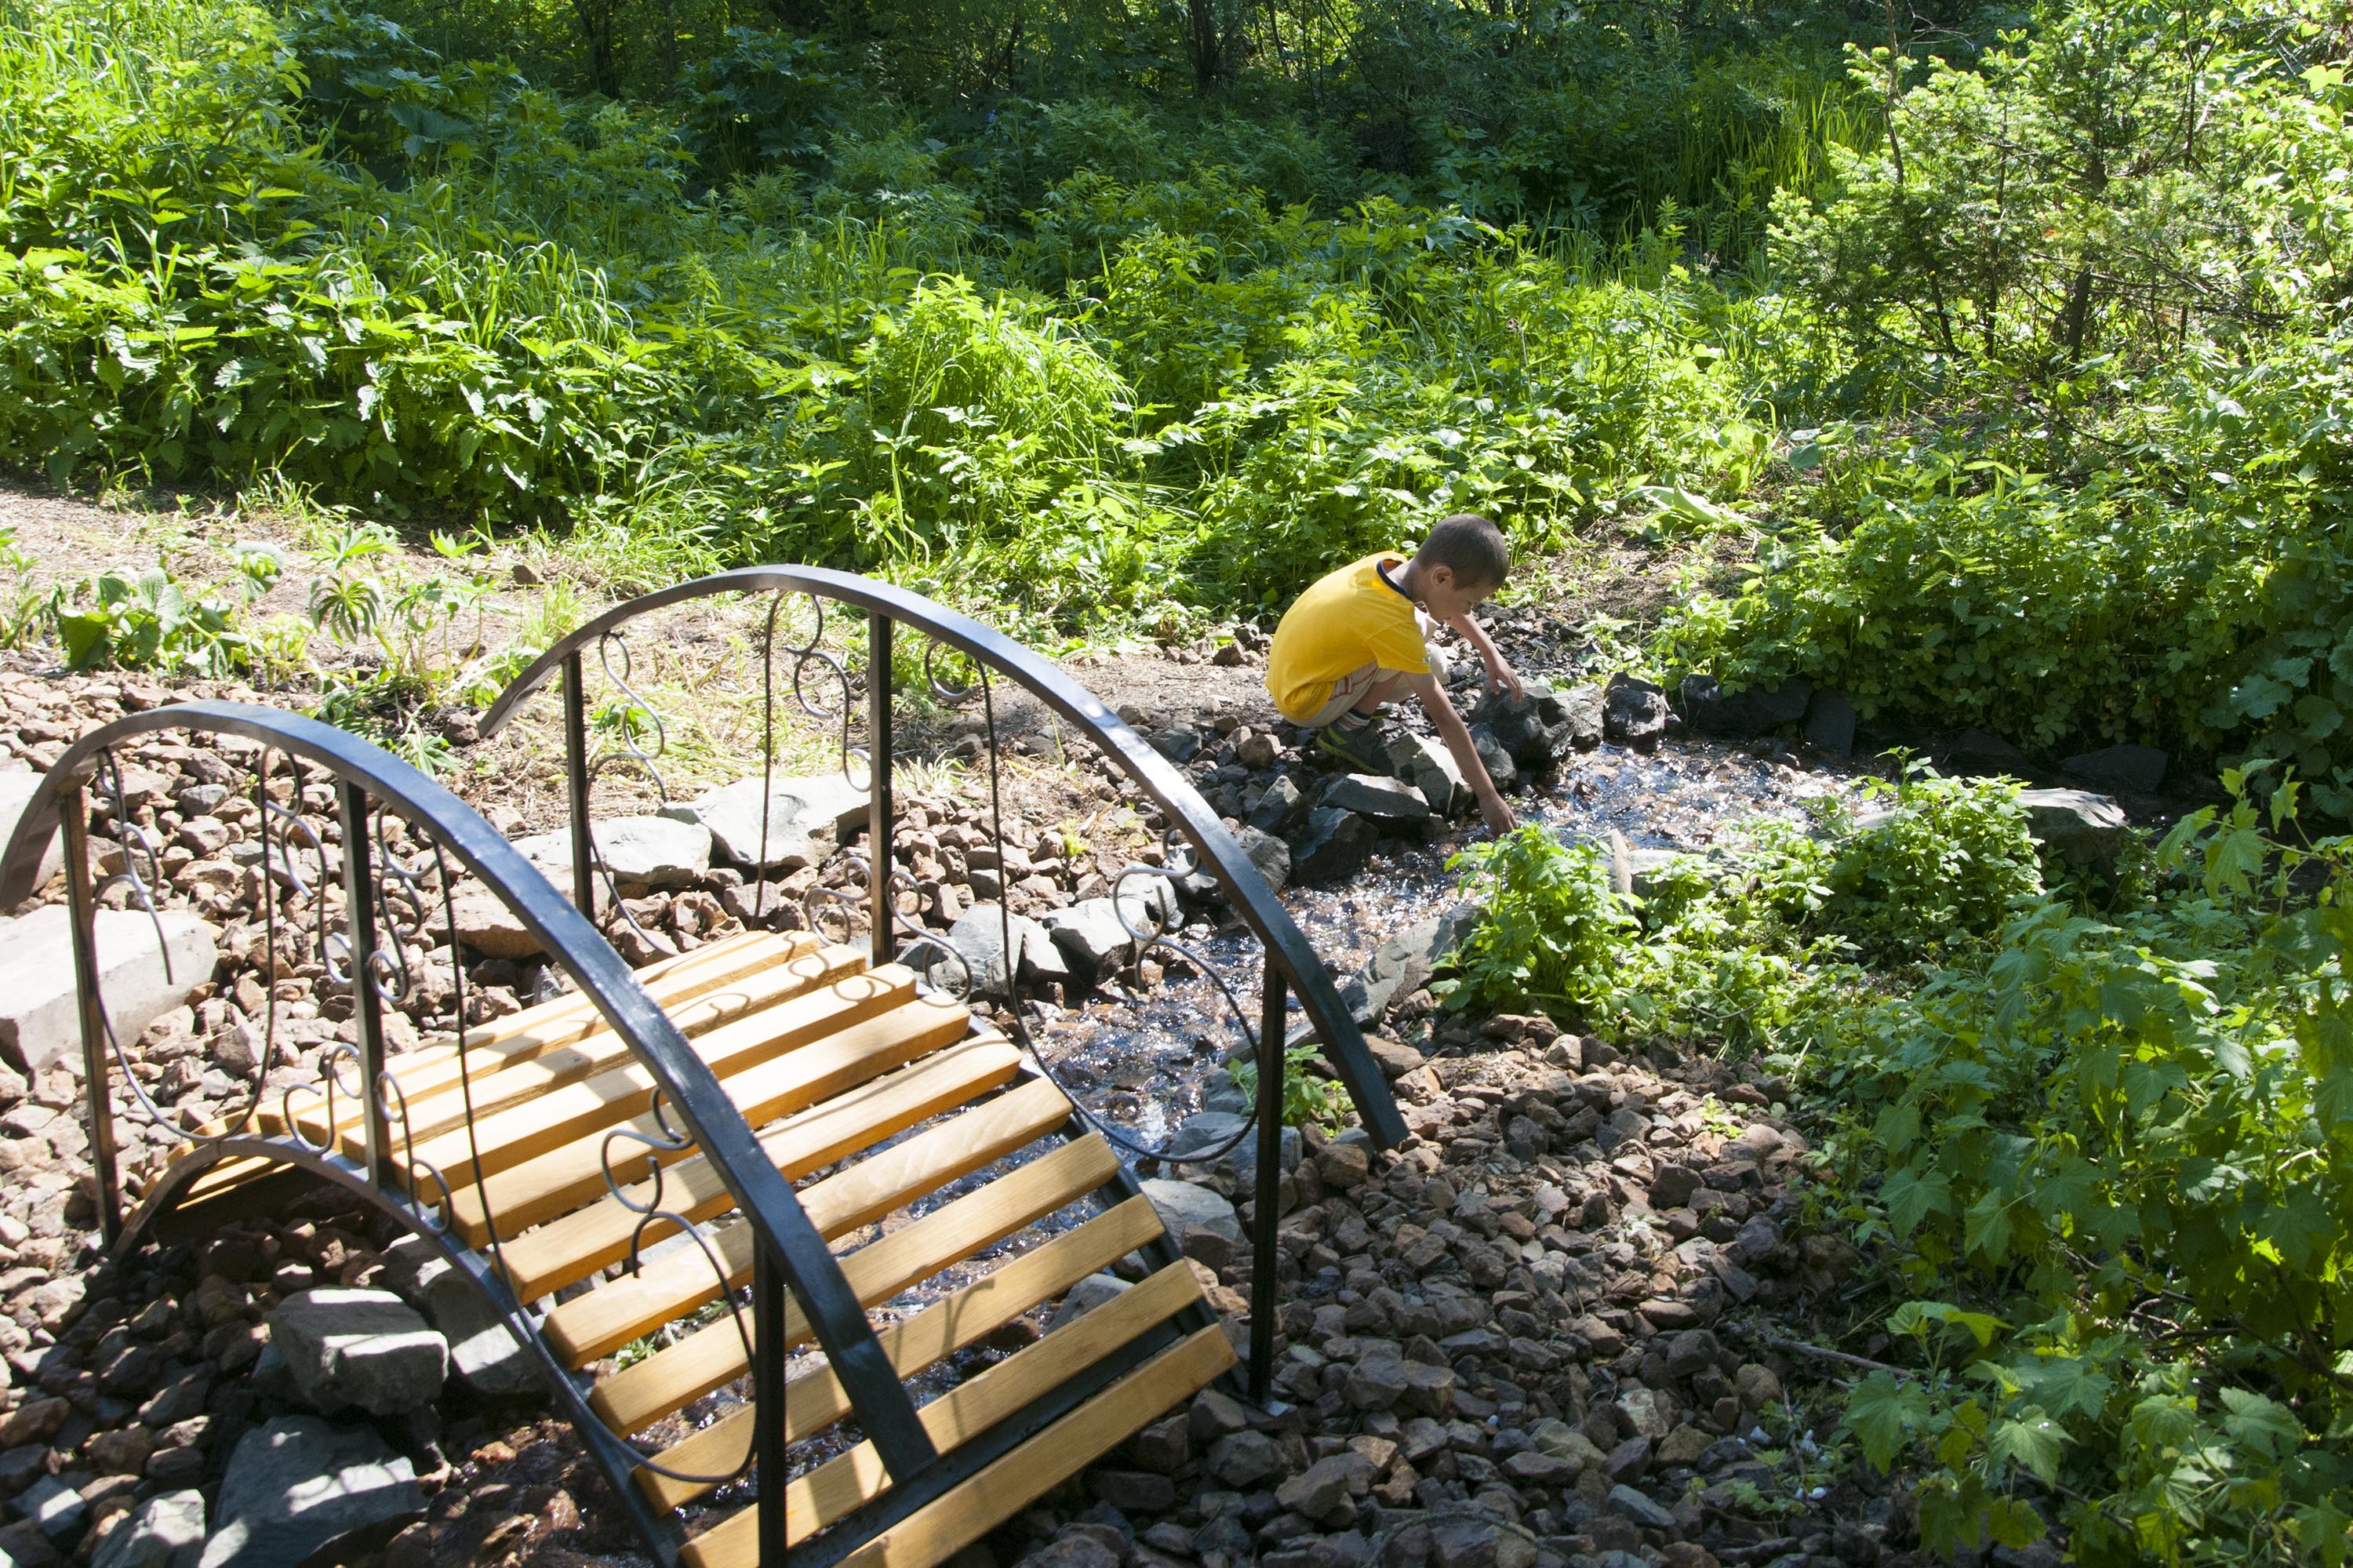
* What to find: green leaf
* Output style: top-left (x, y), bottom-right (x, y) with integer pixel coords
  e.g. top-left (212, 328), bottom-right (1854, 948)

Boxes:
top-left (1883, 1166), bottom-right (1952, 1236)
top-left (1985, 1410), bottom-right (2067, 1482)
top-left (1847, 1371), bottom-right (1932, 1472)
top-left (2219, 1388), bottom-right (2301, 1459)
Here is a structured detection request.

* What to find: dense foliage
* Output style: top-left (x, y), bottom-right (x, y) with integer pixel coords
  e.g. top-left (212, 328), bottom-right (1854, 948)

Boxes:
top-left (10, 0), bottom-right (2351, 787)
top-left (1445, 773), bottom-right (2353, 1563)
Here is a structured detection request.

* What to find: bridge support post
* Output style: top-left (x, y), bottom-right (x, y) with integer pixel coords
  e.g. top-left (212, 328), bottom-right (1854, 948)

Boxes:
top-left (1251, 967), bottom-right (1285, 1403)
top-left (60, 784), bottom-right (122, 1245)
top-left (339, 781), bottom-right (396, 1191)
top-left (756, 1240), bottom-right (790, 1566)
top-left (563, 650), bottom-right (598, 921)
top-left (867, 611), bottom-right (894, 970)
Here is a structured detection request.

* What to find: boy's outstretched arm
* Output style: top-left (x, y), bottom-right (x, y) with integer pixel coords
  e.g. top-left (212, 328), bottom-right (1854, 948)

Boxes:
top-left (1405, 671), bottom-right (1517, 835)
top-left (1442, 612), bottom-right (1523, 700)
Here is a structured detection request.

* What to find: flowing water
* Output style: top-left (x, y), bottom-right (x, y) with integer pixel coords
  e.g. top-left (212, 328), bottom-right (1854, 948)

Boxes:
top-left (1029, 736), bottom-right (1871, 1159)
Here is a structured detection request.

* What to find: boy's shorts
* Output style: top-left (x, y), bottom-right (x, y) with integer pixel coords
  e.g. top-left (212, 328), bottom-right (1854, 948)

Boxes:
top-left (1295, 616), bottom-right (1453, 727)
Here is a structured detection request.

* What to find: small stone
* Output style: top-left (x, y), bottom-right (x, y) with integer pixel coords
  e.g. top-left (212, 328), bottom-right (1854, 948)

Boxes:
top-left (1275, 1453), bottom-right (1372, 1524)
top-left (1663, 1330), bottom-right (1722, 1378)
top-left (1088, 1468), bottom-right (1175, 1512)
top-left (1247, 776), bottom-right (1306, 835)
top-left (1318, 773), bottom-right (1431, 827)
top-left (1140, 1179), bottom-right (1242, 1246)
top-left (1038, 900), bottom-right (1135, 987)
top-left (91, 1489), bottom-right (204, 1568)
top-left (376, 1238), bottom-right (540, 1399)
top-left (269, 1288), bottom-right (449, 1416)
top-left (1616, 1387), bottom-right (1672, 1440)
top-left (1657, 1425), bottom-right (1712, 1465)
top-left (936, 904), bottom-right (1056, 998)
top-left (446, 893), bottom-right (543, 960)
top-left (1502, 1449), bottom-right (1577, 1486)
top-left (0, 1399), bottom-right (67, 1449)
top-left (1206, 1429), bottom-right (1284, 1488)
top-left (1467, 726), bottom-right (1519, 790)
top-left (1018, 1536), bottom-right (1122, 1568)
top-left (1047, 1274), bottom-right (1131, 1333)
top-left (1648, 1166), bottom-right (1702, 1210)
top-left (1380, 730), bottom-right (1468, 817)
top-left (1528, 1420), bottom-right (1605, 1472)
top-left (1604, 1484), bottom-right (1675, 1530)
top-left (1602, 675), bottom-right (1669, 751)
top-left (12, 1474), bottom-right (82, 1539)
top-left (1234, 825), bottom-right (1292, 893)
top-left (1602, 1435), bottom-right (1651, 1482)
top-left (1734, 1362), bottom-right (1782, 1410)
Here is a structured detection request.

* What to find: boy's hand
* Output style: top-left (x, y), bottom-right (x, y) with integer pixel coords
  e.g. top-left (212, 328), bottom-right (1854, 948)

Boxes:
top-left (1483, 654), bottom-right (1524, 702)
top-left (1478, 789), bottom-right (1518, 835)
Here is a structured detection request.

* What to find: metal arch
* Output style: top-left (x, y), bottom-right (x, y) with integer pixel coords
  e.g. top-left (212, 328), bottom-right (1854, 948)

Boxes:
top-left (0, 702), bottom-right (939, 1484)
top-left (478, 566), bottom-right (1408, 1150)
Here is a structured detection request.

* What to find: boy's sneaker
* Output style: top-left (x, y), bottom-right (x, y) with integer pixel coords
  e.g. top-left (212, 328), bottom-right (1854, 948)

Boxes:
top-left (1315, 719), bottom-right (1391, 773)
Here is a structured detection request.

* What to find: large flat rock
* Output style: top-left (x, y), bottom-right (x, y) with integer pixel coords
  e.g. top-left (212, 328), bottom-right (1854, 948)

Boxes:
top-left (268, 1288), bottom-right (447, 1416)
top-left (0, 771), bottom-right (60, 890)
top-left (513, 815), bottom-right (711, 892)
top-left (0, 905), bottom-right (218, 1075)
top-left (660, 773), bottom-right (866, 870)
top-left (196, 1417), bottom-right (420, 1568)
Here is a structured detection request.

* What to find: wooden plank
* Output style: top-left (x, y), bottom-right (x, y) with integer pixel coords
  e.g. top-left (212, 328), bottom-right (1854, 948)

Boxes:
top-left (590, 1133), bottom-right (1120, 1435)
top-left (498, 1039), bottom-right (1025, 1301)
top-left (439, 929), bottom-right (786, 1056)
top-left (679, 1327), bottom-right (1236, 1568)
top-left (645, 1224), bottom-right (1195, 1506)
top-left (311, 944), bottom-right (863, 1157)
top-left (402, 965), bottom-right (919, 1189)
top-left (446, 991), bottom-right (972, 1248)
top-left (546, 1075), bottom-right (1077, 1366)
top-left (639, 1195), bottom-right (1173, 1512)
top-left (246, 931), bottom-right (798, 1138)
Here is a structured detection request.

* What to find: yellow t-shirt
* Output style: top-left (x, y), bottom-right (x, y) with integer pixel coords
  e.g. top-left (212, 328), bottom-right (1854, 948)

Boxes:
top-left (1266, 553), bottom-right (1428, 722)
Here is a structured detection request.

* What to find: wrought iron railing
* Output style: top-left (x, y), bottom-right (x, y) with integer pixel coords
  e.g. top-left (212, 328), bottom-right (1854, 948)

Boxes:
top-left (479, 566), bottom-right (1408, 1399)
top-left (0, 700), bottom-right (938, 1566)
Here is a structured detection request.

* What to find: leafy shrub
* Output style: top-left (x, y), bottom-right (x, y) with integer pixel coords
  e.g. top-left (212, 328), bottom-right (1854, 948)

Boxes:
top-left (49, 550), bottom-right (281, 678)
top-left (1820, 764), bottom-right (2043, 960)
top-left (1433, 829), bottom-right (1638, 1025)
top-left (1818, 775), bottom-right (2353, 1562)
top-left (1228, 1041), bottom-right (1344, 1132)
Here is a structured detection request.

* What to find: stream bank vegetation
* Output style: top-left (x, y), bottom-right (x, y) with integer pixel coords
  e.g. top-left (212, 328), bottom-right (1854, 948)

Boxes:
top-left (1439, 769), bottom-right (2353, 1563)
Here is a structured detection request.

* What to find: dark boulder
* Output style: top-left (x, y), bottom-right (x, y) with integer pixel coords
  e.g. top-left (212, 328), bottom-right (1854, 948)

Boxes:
top-left (1603, 674), bottom-right (1669, 752)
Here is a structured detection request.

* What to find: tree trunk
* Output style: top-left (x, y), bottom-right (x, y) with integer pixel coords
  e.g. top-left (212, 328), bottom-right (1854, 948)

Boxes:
top-left (572, 0), bottom-right (620, 94)
top-left (1189, 0), bottom-right (1223, 93)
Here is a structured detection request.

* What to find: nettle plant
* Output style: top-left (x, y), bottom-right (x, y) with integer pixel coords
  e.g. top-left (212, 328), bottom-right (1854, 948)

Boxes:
top-left (304, 522), bottom-right (498, 769)
top-left (49, 540), bottom-right (303, 679)
top-left (1827, 769), bottom-right (2353, 1565)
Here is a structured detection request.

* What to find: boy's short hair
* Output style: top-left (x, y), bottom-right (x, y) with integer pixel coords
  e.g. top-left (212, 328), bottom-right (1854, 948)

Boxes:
top-left (1414, 514), bottom-right (1510, 588)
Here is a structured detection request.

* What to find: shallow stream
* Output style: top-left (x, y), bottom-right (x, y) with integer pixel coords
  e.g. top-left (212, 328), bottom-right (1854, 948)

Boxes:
top-left (1027, 737), bottom-right (1871, 1158)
